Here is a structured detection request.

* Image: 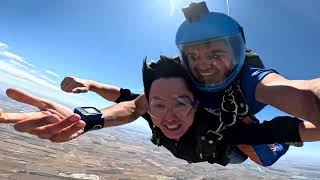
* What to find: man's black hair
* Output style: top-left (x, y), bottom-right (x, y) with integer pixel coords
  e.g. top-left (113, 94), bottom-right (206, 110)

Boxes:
top-left (142, 55), bottom-right (193, 101)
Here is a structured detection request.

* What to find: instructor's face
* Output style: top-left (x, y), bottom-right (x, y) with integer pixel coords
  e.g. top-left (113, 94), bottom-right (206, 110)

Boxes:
top-left (184, 40), bottom-right (233, 85)
top-left (148, 78), bottom-right (196, 141)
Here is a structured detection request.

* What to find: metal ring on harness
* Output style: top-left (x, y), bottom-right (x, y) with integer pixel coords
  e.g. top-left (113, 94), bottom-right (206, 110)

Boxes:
top-left (222, 93), bottom-right (235, 102)
top-left (224, 85), bottom-right (233, 95)
top-left (220, 85), bottom-right (238, 126)
top-left (219, 111), bottom-right (237, 126)
top-left (237, 103), bottom-right (249, 116)
top-left (206, 130), bottom-right (223, 141)
top-left (221, 99), bottom-right (237, 112)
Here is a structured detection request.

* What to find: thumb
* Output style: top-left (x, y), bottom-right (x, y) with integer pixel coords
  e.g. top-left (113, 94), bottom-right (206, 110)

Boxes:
top-left (6, 88), bottom-right (45, 110)
top-left (72, 87), bottom-right (88, 94)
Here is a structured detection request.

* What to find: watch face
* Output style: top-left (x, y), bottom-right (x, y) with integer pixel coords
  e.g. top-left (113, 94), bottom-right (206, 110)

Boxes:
top-left (83, 107), bottom-right (100, 114)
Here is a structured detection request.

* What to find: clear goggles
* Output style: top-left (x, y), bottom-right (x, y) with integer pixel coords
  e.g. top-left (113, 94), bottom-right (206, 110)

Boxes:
top-left (148, 95), bottom-right (198, 120)
top-left (178, 35), bottom-right (245, 87)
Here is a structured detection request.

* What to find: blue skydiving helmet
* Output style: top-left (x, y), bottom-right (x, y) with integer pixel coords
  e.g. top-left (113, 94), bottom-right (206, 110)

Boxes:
top-left (176, 2), bottom-right (246, 92)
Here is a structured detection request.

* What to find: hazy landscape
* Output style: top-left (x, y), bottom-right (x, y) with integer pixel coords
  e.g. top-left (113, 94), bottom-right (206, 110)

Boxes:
top-left (1, 93), bottom-right (320, 180)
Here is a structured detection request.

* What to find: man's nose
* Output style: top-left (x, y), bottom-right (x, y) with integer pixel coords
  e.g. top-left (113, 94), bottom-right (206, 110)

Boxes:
top-left (197, 62), bottom-right (211, 70)
top-left (196, 59), bottom-right (212, 70)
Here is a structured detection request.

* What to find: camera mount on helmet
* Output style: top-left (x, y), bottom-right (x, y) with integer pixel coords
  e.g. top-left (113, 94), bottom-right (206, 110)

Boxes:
top-left (182, 1), bottom-right (209, 22)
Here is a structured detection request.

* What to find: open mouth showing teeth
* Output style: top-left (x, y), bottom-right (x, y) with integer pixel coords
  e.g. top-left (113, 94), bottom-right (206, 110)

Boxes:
top-left (199, 72), bottom-right (214, 76)
top-left (166, 124), bottom-right (180, 130)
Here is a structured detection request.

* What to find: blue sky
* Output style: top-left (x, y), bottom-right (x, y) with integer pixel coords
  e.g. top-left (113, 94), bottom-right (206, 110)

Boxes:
top-left (0, 0), bottom-right (319, 160)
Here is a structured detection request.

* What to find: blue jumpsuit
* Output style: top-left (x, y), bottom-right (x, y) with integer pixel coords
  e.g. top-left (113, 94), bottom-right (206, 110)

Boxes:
top-left (195, 65), bottom-right (289, 166)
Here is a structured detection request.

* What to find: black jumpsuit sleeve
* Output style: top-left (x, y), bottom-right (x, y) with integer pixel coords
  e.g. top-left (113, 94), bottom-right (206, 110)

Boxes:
top-left (115, 88), bottom-right (140, 103)
top-left (114, 88), bottom-right (150, 120)
top-left (228, 116), bottom-right (303, 145)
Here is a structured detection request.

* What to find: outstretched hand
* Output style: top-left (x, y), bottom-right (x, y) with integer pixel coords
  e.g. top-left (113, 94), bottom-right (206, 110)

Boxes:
top-left (15, 113), bottom-right (86, 142)
top-left (60, 76), bottom-right (91, 94)
top-left (1, 88), bottom-right (86, 142)
top-left (6, 88), bottom-right (74, 117)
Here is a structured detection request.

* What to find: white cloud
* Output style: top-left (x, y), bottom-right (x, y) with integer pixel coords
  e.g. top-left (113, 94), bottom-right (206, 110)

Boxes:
top-left (0, 60), bottom-right (59, 90)
top-left (0, 42), bottom-right (8, 49)
top-left (0, 41), bottom-right (102, 108)
top-left (39, 74), bottom-right (58, 85)
top-left (2, 51), bottom-right (25, 63)
top-left (0, 45), bottom-right (34, 69)
top-left (8, 59), bottom-right (31, 70)
top-left (45, 69), bottom-right (60, 78)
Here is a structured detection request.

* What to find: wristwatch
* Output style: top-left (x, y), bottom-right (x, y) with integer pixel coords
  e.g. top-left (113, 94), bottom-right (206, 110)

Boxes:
top-left (74, 107), bottom-right (104, 132)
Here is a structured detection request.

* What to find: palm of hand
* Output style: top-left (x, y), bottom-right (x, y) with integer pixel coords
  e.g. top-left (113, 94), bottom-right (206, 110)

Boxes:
top-left (5, 88), bottom-right (85, 142)
top-left (36, 99), bottom-right (73, 118)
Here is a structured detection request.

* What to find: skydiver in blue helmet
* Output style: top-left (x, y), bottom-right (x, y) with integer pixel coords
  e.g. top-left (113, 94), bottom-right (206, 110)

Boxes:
top-left (51, 0), bottom-right (304, 165)
top-left (175, 1), bottom-right (314, 166)
top-left (2, 1), bottom-right (320, 168)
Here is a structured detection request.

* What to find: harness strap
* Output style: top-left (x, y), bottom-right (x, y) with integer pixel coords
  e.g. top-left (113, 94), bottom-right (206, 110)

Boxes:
top-left (196, 80), bottom-right (252, 165)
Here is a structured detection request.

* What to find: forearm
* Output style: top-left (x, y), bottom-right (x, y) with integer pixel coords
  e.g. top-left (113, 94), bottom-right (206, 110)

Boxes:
top-left (88, 80), bottom-right (121, 102)
top-left (100, 94), bottom-right (148, 127)
top-left (257, 74), bottom-right (320, 125)
top-left (100, 102), bottom-right (139, 127)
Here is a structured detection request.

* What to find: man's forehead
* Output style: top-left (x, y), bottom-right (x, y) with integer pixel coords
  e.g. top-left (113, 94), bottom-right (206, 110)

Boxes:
top-left (185, 40), bottom-right (228, 51)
